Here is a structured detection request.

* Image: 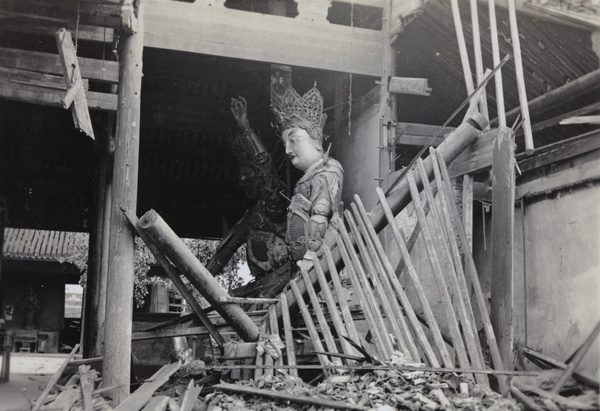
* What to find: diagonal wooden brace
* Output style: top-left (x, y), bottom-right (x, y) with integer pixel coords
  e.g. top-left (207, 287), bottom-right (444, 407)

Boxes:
top-left (55, 28), bottom-right (95, 140)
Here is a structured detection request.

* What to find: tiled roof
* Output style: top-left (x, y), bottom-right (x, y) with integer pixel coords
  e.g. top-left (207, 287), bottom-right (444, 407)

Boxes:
top-left (2, 228), bottom-right (88, 261)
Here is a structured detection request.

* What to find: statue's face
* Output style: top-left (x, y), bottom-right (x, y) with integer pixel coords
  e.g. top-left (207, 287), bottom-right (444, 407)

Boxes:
top-left (281, 127), bottom-right (322, 172)
top-left (238, 164), bottom-right (260, 200)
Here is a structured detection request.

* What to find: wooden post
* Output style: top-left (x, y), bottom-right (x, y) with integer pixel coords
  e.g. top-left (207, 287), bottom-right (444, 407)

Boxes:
top-left (490, 127), bottom-right (515, 369)
top-left (102, 4), bottom-right (144, 404)
top-left (83, 116), bottom-right (113, 358)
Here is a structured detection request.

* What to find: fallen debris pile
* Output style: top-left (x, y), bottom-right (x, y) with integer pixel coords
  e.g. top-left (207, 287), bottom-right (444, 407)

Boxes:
top-left (205, 367), bottom-right (519, 411)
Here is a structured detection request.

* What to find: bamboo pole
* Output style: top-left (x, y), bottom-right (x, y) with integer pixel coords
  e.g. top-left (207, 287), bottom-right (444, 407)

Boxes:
top-left (469, 0), bottom-right (489, 120)
top-left (279, 293), bottom-right (298, 377)
top-left (290, 280), bottom-right (333, 374)
top-left (406, 171), bottom-right (472, 373)
top-left (300, 269), bottom-right (343, 367)
top-left (354, 195), bottom-right (440, 367)
top-left (322, 245), bottom-right (362, 349)
top-left (450, 0), bottom-right (475, 95)
top-left (375, 187), bottom-right (453, 368)
top-left (433, 149), bottom-right (508, 394)
top-left (349, 202), bottom-right (420, 361)
top-left (341, 214), bottom-right (395, 359)
top-left (313, 257), bottom-right (358, 359)
top-left (488, 0), bottom-right (507, 128)
top-left (138, 209), bottom-right (259, 342)
top-left (345, 208), bottom-right (413, 358)
top-left (102, 5), bottom-right (144, 403)
top-left (507, 0), bottom-right (534, 151)
top-left (421, 157), bottom-right (489, 388)
top-left (335, 232), bottom-right (389, 359)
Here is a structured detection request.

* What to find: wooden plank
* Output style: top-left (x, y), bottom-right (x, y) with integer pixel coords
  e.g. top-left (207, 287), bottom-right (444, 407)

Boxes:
top-left (144, 0), bottom-right (383, 77)
top-left (0, 67), bottom-right (89, 90)
top-left (0, 47), bottom-right (119, 83)
top-left (141, 396), bottom-right (169, 411)
top-left (449, 128), bottom-right (600, 178)
top-left (214, 383), bottom-right (370, 411)
top-left (516, 154), bottom-right (600, 200)
top-left (0, 15), bottom-right (115, 42)
top-left (114, 363), bottom-right (181, 411)
top-left (448, 129), bottom-right (496, 177)
top-left (179, 379), bottom-right (202, 411)
top-left (79, 365), bottom-right (94, 411)
top-left (279, 293), bottom-right (298, 378)
top-left (490, 128), bottom-right (516, 367)
top-left (55, 28), bottom-right (95, 139)
top-left (268, 304), bottom-right (284, 373)
top-left (31, 344), bottom-right (80, 411)
top-left (0, 80), bottom-right (118, 111)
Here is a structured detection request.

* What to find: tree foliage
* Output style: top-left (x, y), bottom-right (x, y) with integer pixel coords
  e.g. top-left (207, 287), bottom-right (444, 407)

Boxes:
top-left (60, 234), bottom-right (246, 308)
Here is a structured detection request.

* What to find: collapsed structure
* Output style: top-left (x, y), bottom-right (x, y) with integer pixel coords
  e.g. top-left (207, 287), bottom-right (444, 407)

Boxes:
top-left (0, 0), bottom-right (599, 410)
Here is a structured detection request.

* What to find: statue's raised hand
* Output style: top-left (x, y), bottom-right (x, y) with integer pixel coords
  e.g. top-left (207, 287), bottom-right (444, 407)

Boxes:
top-left (230, 96), bottom-right (250, 131)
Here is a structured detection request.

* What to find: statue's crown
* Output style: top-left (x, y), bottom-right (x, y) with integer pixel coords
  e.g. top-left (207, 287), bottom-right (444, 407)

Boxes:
top-left (270, 77), bottom-right (327, 139)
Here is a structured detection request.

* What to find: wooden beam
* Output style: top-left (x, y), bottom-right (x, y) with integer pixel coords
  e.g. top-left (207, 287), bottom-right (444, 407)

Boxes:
top-left (490, 127), bottom-right (515, 368)
top-left (0, 47), bottom-right (119, 83)
top-left (143, 0), bottom-right (383, 77)
top-left (0, 80), bottom-right (118, 111)
top-left (449, 128), bottom-right (600, 177)
top-left (102, 5), bottom-right (144, 405)
top-left (0, 67), bottom-right (89, 90)
top-left (0, 13), bottom-right (115, 42)
top-left (1, 0), bottom-right (122, 28)
top-left (516, 153), bottom-right (600, 200)
top-left (492, 68), bottom-right (600, 128)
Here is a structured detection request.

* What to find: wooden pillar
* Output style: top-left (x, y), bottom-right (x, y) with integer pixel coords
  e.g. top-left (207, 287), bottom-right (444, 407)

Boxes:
top-left (82, 114), bottom-right (114, 358)
top-left (102, 4), bottom-right (144, 404)
top-left (490, 127), bottom-right (515, 367)
top-left (379, 0), bottom-right (396, 190)
top-left (0, 198), bottom-right (7, 320)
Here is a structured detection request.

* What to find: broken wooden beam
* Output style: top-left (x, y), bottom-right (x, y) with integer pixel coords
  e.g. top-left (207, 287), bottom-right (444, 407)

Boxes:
top-left (55, 28), bottom-right (95, 139)
top-left (138, 209), bottom-right (259, 342)
top-left (214, 382), bottom-right (370, 411)
top-left (114, 363), bottom-right (181, 411)
top-left (32, 344), bottom-right (80, 411)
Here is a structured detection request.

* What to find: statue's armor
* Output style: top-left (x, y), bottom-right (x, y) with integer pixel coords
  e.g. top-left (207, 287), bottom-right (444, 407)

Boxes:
top-left (286, 155), bottom-right (343, 261)
top-left (207, 136), bottom-right (288, 279)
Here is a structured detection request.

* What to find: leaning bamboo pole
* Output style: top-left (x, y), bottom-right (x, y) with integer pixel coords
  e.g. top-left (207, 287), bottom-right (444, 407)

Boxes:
top-left (488, 0), bottom-right (507, 128)
top-left (507, 0), bottom-right (534, 150)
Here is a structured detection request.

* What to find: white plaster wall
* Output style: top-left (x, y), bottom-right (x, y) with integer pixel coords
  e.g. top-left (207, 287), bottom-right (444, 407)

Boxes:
top-left (332, 104), bottom-right (381, 211)
top-left (523, 184), bottom-right (600, 376)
